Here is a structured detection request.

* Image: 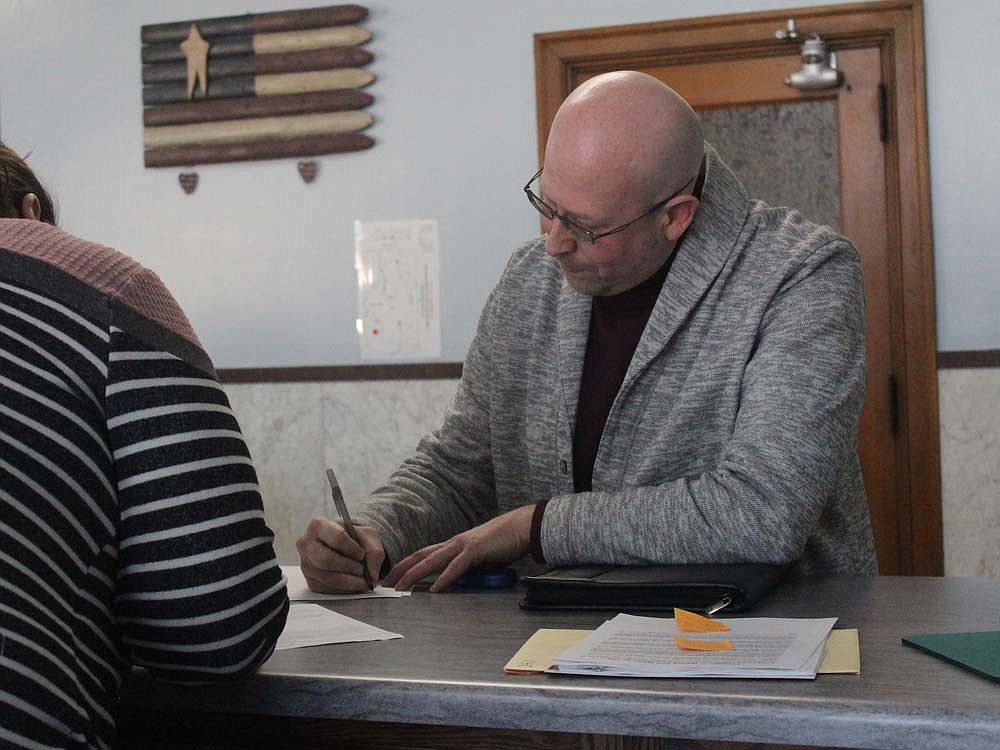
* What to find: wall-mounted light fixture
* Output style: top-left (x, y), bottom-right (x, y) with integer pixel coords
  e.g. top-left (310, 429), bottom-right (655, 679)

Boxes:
top-left (775, 19), bottom-right (843, 91)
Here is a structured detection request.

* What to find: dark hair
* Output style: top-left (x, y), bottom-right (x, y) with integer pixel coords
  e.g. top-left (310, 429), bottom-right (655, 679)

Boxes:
top-left (0, 143), bottom-right (57, 224)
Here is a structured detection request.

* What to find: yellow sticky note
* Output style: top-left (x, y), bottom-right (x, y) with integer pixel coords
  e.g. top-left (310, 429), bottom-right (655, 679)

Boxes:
top-left (504, 629), bottom-right (592, 674)
top-left (818, 629), bottom-right (861, 675)
top-left (674, 607), bottom-right (730, 632)
top-left (675, 636), bottom-right (735, 651)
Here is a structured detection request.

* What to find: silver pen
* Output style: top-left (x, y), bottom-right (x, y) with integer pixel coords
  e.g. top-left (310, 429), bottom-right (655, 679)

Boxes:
top-left (325, 467), bottom-right (375, 591)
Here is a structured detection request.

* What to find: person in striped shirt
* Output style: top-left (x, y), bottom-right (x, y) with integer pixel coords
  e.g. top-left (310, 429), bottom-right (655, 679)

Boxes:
top-left (0, 143), bottom-right (289, 750)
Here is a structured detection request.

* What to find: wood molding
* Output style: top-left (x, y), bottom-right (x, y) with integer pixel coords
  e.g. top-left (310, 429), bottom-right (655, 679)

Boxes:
top-left (534, 1), bottom-right (921, 162)
top-left (214, 350), bottom-right (998, 384)
top-left (937, 349), bottom-right (1000, 369)
top-left (217, 362), bottom-right (463, 384)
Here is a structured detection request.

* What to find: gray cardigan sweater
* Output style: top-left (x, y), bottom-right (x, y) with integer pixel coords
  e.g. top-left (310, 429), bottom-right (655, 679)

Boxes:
top-left (356, 146), bottom-right (878, 576)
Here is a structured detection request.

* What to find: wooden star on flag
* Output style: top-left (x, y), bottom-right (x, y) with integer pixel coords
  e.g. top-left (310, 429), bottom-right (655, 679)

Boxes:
top-left (179, 24), bottom-right (209, 99)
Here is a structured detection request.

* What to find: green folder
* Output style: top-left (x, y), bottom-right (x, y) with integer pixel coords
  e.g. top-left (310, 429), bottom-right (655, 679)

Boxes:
top-left (902, 631), bottom-right (1000, 683)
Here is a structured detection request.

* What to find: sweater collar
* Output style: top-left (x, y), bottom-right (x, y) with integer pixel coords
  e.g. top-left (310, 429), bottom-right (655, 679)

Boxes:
top-left (623, 143), bottom-right (751, 385)
top-left (555, 144), bottom-right (750, 421)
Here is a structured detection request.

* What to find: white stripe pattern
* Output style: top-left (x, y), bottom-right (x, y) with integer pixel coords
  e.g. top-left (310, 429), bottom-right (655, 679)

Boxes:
top-left (109, 350), bottom-right (180, 361)
top-left (0, 687), bottom-right (88, 747)
top-left (1, 522), bottom-right (113, 627)
top-left (107, 401), bottom-right (234, 429)
top-left (0, 456), bottom-right (100, 555)
top-left (130, 637), bottom-right (270, 677)
top-left (0, 574), bottom-right (120, 685)
top-left (89, 562), bottom-right (115, 590)
top-left (0, 725), bottom-right (74, 750)
top-left (119, 482), bottom-right (260, 522)
top-left (0, 281), bottom-right (109, 341)
top-left (106, 376), bottom-right (225, 397)
top-left (117, 455), bottom-right (254, 491)
top-left (119, 579), bottom-right (286, 632)
top-left (0, 432), bottom-right (115, 537)
top-left (0, 301), bottom-right (107, 375)
top-left (0, 488), bottom-right (90, 573)
top-left (115, 559), bottom-right (277, 601)
top-left (119, 509), bottom-right (264, 550)
top-left (118, 537), bottom-right (272, 577)
top-left (0, 405), bottom-right (115, 497)
top-left (0, 345), bottom-right (78, 399)
top-left (0, 375), bottom-right (111, 459)
top-left (112, 428), bottom-right (244, 460)
top-left (2, 275), bottom-right (286, 750)
top-left (1, 516), bottom-right (115, 630)
top-left (0, 551), bottom-right (120, 674)
top-left (0, 611), bottom-right (116, 727)
top-left (0, 324), bottom-right (103, 412)
top-left (1, 603), bottom-right (78, 672)
top-left (0, 654), bottom-right (90, 727)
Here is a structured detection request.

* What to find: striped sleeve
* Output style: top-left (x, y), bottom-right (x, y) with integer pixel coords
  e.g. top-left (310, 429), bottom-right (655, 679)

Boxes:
top-left (107, 324), bottom-right (288, 683)
top-left (0, 271), bottom-right (122, 750)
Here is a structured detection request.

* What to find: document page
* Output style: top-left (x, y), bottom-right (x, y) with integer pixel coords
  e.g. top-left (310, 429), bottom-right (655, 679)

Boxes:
top-left (273, 603), bottom-right (403, 651)
top-left (282, 565), bottom-right (410, 601)
top-left (551, 613), bottom-right (836, 679)
top-left (353, 218), bottom-right (441, 359)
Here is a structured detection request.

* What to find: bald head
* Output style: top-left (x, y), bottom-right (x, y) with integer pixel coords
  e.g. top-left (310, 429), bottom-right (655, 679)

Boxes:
top-left (544, 71), bottom-right (703, 207)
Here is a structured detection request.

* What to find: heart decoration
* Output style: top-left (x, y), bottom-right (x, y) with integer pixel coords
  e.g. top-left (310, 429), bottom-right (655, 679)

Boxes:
top-left (178, 172), bottom-right (199, 194)
top-left (297, 160), bottom-right (318, 184)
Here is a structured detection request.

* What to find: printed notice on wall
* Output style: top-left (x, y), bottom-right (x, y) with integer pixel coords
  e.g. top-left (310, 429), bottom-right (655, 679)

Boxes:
top-left (353, 219), bottom-right (441, 359)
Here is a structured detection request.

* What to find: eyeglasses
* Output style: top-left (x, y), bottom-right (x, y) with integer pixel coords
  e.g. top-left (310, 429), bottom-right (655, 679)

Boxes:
top-left (524, 169), bottom-right (695, 245)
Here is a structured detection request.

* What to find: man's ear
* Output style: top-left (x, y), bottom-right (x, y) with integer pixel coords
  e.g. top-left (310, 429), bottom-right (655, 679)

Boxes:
top-left (20, 193), bottom-right (42, 221)
top-left (660, 196), bottom-right (700, 242)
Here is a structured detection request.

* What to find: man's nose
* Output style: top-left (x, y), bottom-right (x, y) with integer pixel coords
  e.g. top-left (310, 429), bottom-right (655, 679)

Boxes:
top-left (544, 216), bottom-right (576, 257)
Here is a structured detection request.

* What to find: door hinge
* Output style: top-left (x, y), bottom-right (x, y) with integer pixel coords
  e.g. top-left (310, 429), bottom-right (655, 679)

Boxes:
top-left (878, 83), bottom-right (889, 143)
top-left (889, 373), bottom-right (900, 436)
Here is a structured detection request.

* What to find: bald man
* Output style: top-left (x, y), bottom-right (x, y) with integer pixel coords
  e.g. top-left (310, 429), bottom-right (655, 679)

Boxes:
top-left (298, 71), bottom-right (877, 593)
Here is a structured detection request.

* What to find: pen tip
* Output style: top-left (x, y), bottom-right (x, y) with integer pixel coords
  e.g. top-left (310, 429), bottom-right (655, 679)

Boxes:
top-left (325, 468), bottom-right (338, 489)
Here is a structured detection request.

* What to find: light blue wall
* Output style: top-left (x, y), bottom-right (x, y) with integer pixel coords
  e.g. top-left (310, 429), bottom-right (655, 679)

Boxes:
top-left (1, 0), bottom-right (996, 366)
top-left (922, 0), bottom-right (1000, 351)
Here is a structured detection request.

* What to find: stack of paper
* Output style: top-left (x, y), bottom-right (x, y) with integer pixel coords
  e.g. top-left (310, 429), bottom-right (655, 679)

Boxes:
top-left (550, 613), bottom-right (837, 679)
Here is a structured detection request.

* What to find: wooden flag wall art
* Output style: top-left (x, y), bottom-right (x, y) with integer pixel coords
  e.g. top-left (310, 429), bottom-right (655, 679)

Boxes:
top-left (141, 4), bottom-right (374, 170)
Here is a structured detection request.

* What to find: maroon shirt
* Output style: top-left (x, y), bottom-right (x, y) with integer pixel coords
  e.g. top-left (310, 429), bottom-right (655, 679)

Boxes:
top-left (529, 162), bottom-right (705, 563)
top-left (529, 251), bottom-right (674, 563)
top-left (572, 257), bottom-right (673, 493)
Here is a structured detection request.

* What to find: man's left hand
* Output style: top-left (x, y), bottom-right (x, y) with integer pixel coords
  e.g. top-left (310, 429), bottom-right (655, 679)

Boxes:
top-left (383, 505), bottom-right (535, 592)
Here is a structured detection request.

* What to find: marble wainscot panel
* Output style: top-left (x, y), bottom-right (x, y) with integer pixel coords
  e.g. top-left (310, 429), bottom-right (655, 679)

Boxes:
top-left (226, 368), bottom-right (1000, 575)
top-left (938, 367), bottom-right (1000, 577)
top-left (226, 379), bottom-right (459, 563)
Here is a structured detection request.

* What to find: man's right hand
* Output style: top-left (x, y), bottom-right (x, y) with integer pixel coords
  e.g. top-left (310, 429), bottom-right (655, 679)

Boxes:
top-left (296, 517), bottom-right (385, 593)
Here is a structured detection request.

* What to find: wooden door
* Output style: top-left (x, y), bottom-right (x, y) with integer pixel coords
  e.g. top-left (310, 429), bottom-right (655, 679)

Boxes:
top-left (535, 1), bottom-right (941, 575)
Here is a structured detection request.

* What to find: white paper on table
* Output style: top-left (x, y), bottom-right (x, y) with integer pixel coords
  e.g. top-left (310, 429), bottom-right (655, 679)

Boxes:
top-left (273, 603), bottom-right (403, 651)
top-left (353, 218), bottom-right (441, 359)
top-left (281, 565), bottom-right (410, 601)
top-left (550, 613), bottom-right (837, 679)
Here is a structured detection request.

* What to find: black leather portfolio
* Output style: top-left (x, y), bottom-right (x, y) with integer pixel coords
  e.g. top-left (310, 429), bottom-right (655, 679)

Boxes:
top-left (520, 563), bottom-right (790, 614)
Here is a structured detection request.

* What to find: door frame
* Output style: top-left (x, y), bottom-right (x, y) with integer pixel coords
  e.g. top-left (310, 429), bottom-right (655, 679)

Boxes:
top-left (534, 0), bottom-right (941, 575)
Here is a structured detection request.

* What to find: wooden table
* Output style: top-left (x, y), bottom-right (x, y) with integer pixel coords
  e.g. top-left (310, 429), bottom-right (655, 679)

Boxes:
top-left (116, 576), bottom-right (1000, 750)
